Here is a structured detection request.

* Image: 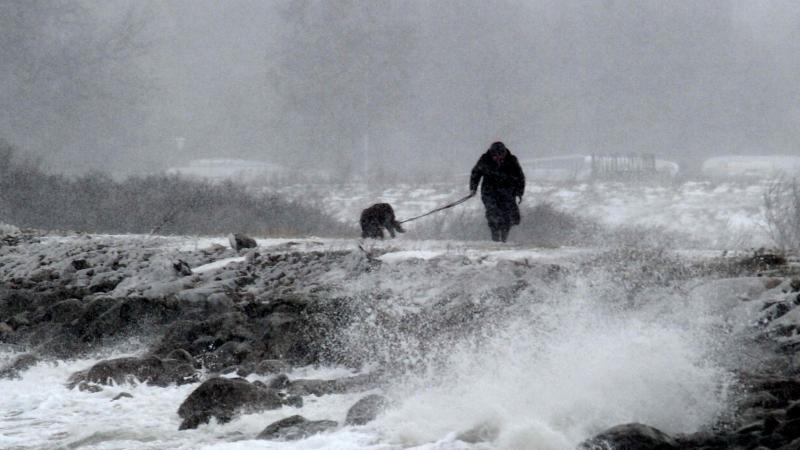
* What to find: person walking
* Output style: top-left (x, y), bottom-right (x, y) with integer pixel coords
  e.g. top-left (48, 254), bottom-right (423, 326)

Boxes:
top-left (469, 141), bottom-right (525, 242)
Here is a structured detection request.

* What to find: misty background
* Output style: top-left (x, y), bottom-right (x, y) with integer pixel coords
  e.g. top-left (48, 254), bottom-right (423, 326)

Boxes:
top-left (2, 0), bottom-right (799, 179)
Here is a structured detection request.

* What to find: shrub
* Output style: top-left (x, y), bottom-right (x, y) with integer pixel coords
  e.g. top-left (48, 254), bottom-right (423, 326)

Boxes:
top-left (763, 177), bottom-right (800, 251)
top-left (0, 141), bottom-right (351, 236)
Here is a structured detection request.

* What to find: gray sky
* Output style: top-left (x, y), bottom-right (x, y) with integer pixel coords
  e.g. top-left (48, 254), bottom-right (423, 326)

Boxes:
top-left (3, 0), bottom-right (800, 176)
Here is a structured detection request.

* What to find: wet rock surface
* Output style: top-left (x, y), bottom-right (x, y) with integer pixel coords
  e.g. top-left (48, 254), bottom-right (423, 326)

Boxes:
top-left (579, 423), bottom-right (679, 450)
top-left (0, 353), bottom-right (40, 379)
top-left (257, 415), bottom-right (337, 440)
top-left (177, 377), bottom-right (287, 430)
top-left (345, 394), bottom-right (390, 426)
top-left (67, 355), bottom-right (198, 388)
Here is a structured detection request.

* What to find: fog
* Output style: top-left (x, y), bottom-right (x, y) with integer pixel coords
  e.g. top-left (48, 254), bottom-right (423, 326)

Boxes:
top-left (2, 0), bottom-right (799, 178)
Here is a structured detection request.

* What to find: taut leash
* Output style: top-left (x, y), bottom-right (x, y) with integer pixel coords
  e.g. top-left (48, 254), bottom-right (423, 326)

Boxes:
top-left (398, 194), bottom-right (474, 224)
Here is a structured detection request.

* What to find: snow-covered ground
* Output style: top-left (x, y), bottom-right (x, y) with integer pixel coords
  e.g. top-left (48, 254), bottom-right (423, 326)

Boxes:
top-left (269, 180), bottom-right (772, 249)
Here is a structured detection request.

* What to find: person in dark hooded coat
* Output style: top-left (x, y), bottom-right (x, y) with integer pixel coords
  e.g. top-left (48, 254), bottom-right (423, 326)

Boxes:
top-left (469, 141), bottom-right (525, 242)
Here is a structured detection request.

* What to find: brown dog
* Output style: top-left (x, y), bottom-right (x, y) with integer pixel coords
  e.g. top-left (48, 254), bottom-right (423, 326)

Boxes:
top-left (360, 203), bottom-right (405, 239)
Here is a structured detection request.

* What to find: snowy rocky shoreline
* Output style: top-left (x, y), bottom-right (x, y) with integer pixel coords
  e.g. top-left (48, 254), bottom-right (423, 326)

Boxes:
top-left (3, 229), bottom-right (800, 449)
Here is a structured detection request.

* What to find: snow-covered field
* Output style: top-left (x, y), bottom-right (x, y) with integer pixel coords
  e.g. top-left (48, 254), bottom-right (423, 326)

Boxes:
top-left (270, 180), bottom-right (772, 249)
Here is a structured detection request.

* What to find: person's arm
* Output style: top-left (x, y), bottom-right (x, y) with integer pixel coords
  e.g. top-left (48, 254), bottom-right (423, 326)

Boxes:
top-left (469, 157), bottom-right (484, 195)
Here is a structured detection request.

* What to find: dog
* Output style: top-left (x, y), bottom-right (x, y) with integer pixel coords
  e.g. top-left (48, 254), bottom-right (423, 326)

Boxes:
top-left (360, 203), bottom-right (405, 239)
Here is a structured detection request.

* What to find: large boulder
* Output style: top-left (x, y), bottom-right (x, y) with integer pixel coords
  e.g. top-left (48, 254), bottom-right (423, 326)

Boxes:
top-left (177, 377), bottom-right (286, 430)
top-left (288, 373), bottom-right (380, 397)
top-left (257, 415), bottom-right (337, 440)
top-left (0, 353), bottom-right (40, 379)
top-left (68, 355), bottom-right (197, 388)
top-left (345, 394), bottom-right (390, 426)
top-left (579, 423), bottom-right (678, 450)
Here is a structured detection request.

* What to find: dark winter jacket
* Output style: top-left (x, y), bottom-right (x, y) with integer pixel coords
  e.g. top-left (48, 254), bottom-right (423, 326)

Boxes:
top-left (469, 151), bottom-right (525, 198)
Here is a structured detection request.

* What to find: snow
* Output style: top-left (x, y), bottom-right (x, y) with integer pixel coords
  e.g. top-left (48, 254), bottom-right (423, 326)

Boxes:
top-left (378, 251), bottom-right (443, 263)
top-left (193, 257), bottom-right (247, 273)
top-left (703, 155), bottom-right (800, 178)
top-left (270, 180), bottom-right (773, 249)
top-left (167, 158), bottom-right (288, 182)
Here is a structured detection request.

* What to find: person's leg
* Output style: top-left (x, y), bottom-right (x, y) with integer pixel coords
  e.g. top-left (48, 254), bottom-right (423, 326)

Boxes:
top-left (500, 224), bottom-right (510, 242)
top-left (483, 194), bottom-right (502, 242)
top-left (489, 221), bottom-right (501, 241)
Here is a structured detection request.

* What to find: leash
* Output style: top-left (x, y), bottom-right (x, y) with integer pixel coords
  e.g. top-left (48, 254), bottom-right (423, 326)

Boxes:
top-left (398, 194), bottom-right (474, 224)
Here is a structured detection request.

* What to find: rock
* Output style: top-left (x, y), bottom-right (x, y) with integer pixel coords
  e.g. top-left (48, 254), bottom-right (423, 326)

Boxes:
top-left (0, 353), bottom-right (40, 379)
top-left (764, 415), bottom-right (782, 434)
top-left (9, 312), bottom-right (30, 329)
top-left (150, 312), bottom-right (252, 358)
top-left (735, 420), bottom-right (763, 435)
top-left (788, 401), bottom-right (800, 421)
top-left (166, 349), bottom-right (196, 366)
top-left (71, 355), bottom-right (197, 387)
top-left (74, 297), bottom-right (183, 346)
top-left (288, 379), bottom-right (337, 397)
top-left (88, 273), bottom-right (122, 293)
top-left (258, 312), bottom-right (309, 362)
top-left (71, 259), bottom-right (90, 270)
top-left (254, 359), bottom-right (291, 375)
top-left (743, 391), bottom-right (784, 409)
top-left (204, 341), bottom-right (252, 372)
top-left (284, 395), bottom-right (303, 408)
top-left (345, 394), bottom-right (390, 426)
top-left (738, 253), bottom-right (787, 272)
top-left (257, 415), bottom-right (337, 440)
top-left (750, 376), bottom-right (800, 404)
top-left (765, 278), bottom-right (784, 290)
top-left (268, 374), bottom-right (290, 390)
top-left (0, 321), bottom-right (13, 339)
top-left (778, 419), bottom-right (800, 441)
top-left (777, 437), bottom-right (800, 450)
top-left (47, 299), bottom-right (84, 323)
top-left (173, 259), bottom-right (192, 277)
top-left (228, 233), bottom-right (257, 252)
top-left (78, 381), bottom-right (103, 393)
top-left (675, 430), bottom-right (731, 449)
top-left (579, 423), bottom-right (678, 450)
top-left (288, 373), bottom-right (379, 397)
top-left (111, 392), bottom-right (133, 401)
top-left (177, 377), bottom-right (284, 430)
top-left (456, 421), bottom-right (501, 443)
top-left (761, 301), bottom-right (795, 325)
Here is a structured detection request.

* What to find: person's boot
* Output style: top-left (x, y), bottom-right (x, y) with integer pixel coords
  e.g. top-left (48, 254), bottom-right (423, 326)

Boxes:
top-left (500, 227), bottom-right (509, 243)
top-left (490, 228), bottom-right (500, 242)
